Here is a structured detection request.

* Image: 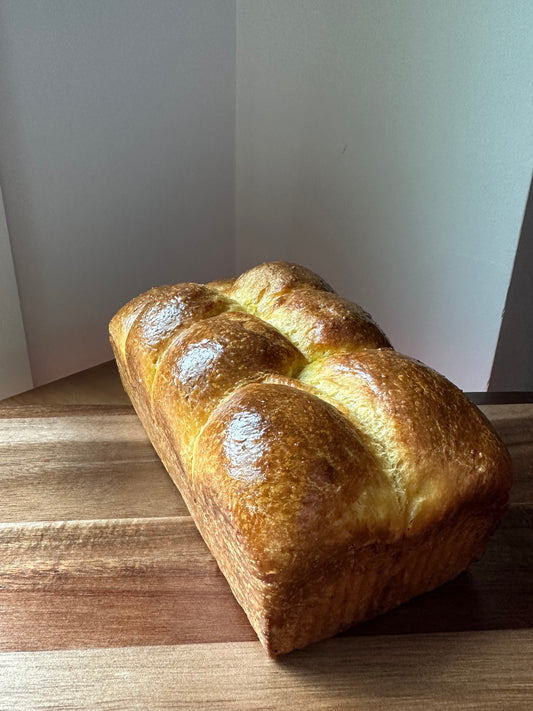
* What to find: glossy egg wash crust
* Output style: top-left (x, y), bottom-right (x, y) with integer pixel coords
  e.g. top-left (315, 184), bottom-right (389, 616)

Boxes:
top-left (110, 261), bottom-right (512, 656)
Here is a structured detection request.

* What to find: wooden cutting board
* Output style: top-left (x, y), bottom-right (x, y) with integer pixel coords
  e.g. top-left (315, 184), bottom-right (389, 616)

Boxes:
top-left (0, 401), bottom-right (531, 709)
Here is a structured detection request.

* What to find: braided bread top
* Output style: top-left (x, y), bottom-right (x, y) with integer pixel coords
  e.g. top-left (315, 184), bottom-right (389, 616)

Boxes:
top-left (109, 261), bottom-right (511, 580)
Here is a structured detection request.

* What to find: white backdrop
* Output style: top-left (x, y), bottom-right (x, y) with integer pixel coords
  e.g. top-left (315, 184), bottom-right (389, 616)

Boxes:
top-left (236, 0), bottom-right (533, 391)
top-left (1, 1), bottom-right (532, 397)
top-left (0, 0), bottom-right (235, 390)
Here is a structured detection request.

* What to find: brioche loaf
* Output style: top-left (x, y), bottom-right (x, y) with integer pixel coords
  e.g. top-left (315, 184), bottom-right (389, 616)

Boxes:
top-left (109, 261), bottom-right (511, 656)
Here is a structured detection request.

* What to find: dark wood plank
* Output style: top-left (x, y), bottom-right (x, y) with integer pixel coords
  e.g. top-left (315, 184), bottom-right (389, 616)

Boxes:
top-left (0, 517), bottom-right (254, 652)
top-left (347, 506), bottom-right (533, 636)
top-left (479, 403), bottom-right (533, 505)
top-left (468, 392), bottom-right (533, 405)
top-left (0, 506), bottom-right (530, 652)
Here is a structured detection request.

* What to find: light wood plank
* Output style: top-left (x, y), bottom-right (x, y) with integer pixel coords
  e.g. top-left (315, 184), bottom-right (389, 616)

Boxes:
top-left (0, 411), bottom-right (147, 445)
top-left (0, 403), bottom-right (531, 524)
top-left (0, 459), bottom-right (186, 522)
top-left (0, 403), bottom-right (134, 418)
top-left (0, 409), bottom-right (188, 521)
top-left (0, 631), bottom-right (531, 710)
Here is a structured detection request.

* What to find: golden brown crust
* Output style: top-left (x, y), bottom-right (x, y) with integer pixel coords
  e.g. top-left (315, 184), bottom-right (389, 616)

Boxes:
top-left (110, 285), bottom-right (174, 364)
top-left (206, 276), bottom-right (236, 296)
top-left (299, 350), bottom-right (512, 535)
top-left (125, 283), bottom-right (237, 392)
top-left (109, 260), bottom-right (512, 656)
top-left (153, 312), bottom-right (305, 468)
top-left (227, 261), bottom-right (334, 314)
top-left (193, 381), bottom-right (403, 580)
top-left (260, 287), bottom-right (391, 359)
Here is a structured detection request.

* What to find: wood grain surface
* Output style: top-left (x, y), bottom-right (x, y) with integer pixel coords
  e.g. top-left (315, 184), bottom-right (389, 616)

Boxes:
top-left (0, 381), bottom-right (531, 709)
top-left (2, 631), bottom-right (531, 711)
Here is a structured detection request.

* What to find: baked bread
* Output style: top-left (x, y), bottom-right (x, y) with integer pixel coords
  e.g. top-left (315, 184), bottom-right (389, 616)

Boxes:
top-left (109, 261), bottom-right (512, 656)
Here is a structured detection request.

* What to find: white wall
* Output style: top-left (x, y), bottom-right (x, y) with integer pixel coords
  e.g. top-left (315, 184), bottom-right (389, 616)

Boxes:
top-left (1, 1), bottom-right (531, 397)
top-left (236, 0), bottom-right (533, 391)
top-left (0, 0), bottom-right (235, 388)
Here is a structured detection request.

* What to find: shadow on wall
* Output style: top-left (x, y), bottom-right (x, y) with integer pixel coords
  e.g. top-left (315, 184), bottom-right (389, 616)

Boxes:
top-left (489, 173), bottom-right (533, 391)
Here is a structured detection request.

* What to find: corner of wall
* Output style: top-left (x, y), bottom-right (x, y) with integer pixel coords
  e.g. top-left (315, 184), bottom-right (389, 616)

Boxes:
top-left (489, 172), bottom-right (533, 391)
